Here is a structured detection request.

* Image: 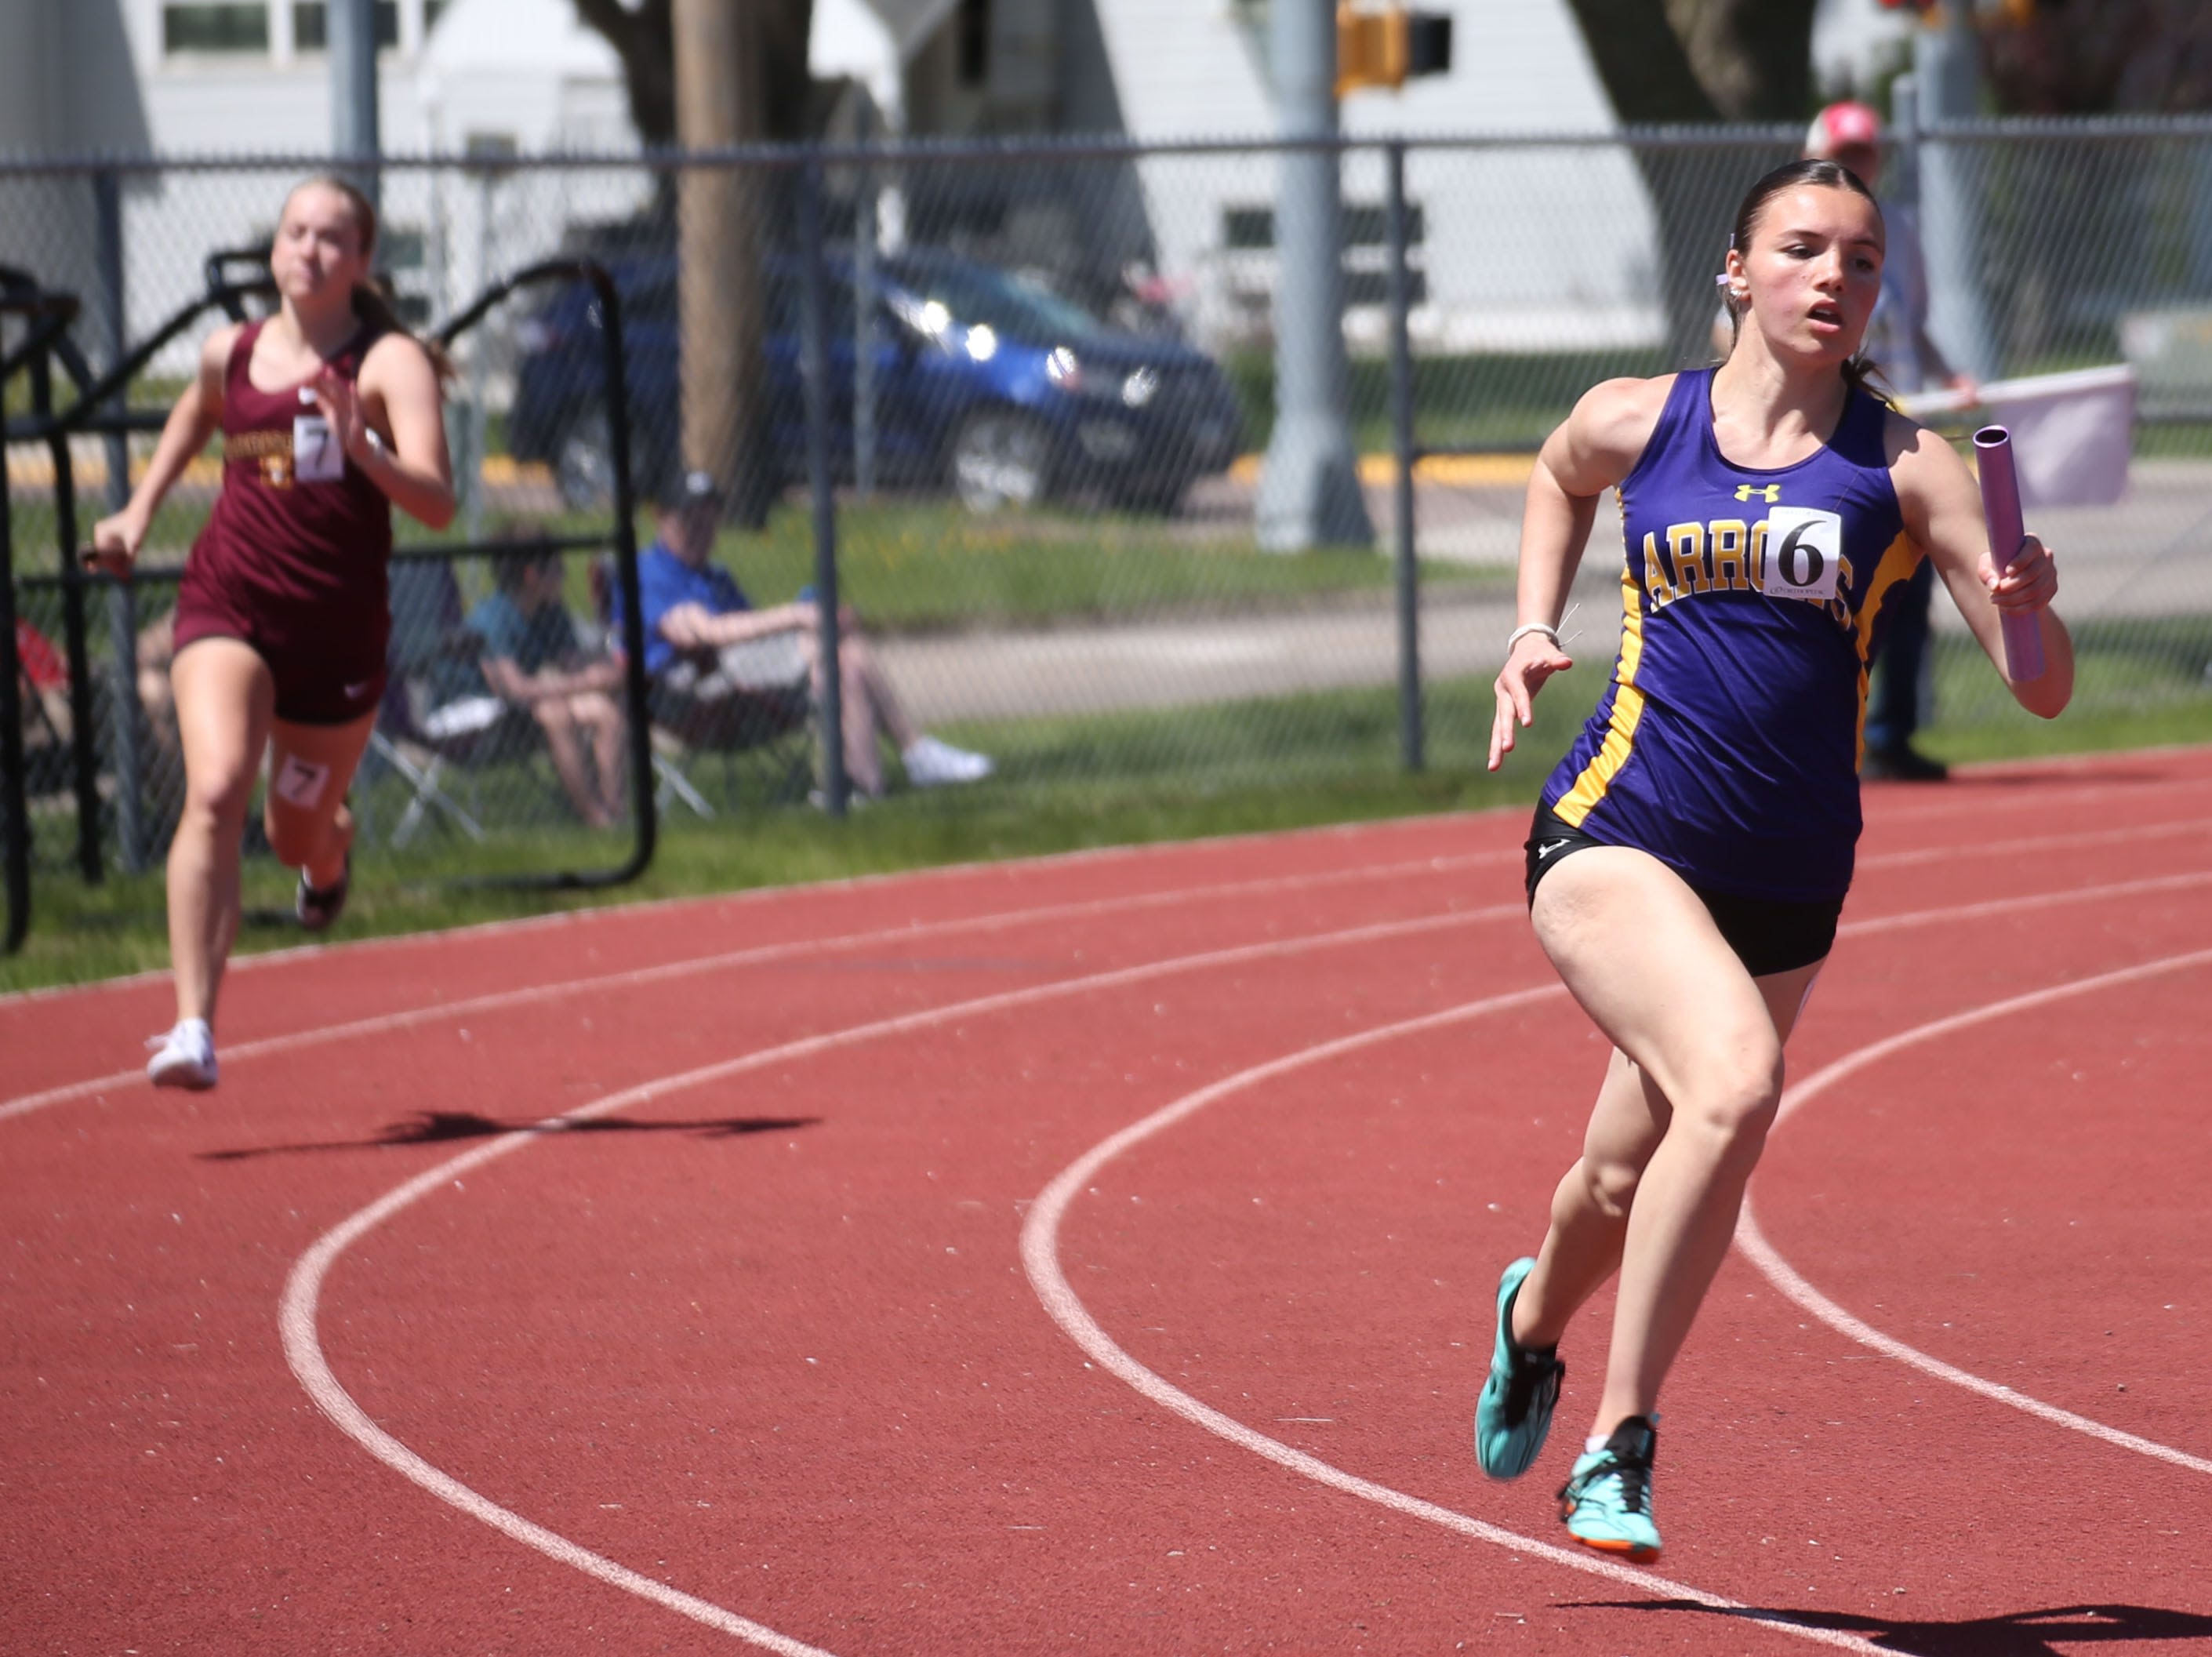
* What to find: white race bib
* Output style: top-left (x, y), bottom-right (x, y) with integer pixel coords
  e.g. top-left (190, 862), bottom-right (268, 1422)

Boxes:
top-left (272, 754), bottom-right (331, 809)
top-left (292, 413), bottom-right (344, 483)
top-left (1761, 506), bottom-right (1844, 601)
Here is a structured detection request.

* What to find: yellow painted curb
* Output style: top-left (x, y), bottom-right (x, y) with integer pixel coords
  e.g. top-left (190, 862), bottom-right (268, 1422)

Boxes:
top-left (5, 452), bottom-right (557, 489)
top-left (1230, 451), bottom-right (1536, 488)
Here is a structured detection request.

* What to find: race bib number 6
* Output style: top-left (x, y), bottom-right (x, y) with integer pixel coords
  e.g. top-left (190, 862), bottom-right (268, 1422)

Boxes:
top-left (1762, 506), bottom-right (1844, 602)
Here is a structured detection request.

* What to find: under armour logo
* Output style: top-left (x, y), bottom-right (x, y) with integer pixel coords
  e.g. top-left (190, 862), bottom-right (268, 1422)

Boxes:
top-left (1734, 484), bottom-right (1781, 503)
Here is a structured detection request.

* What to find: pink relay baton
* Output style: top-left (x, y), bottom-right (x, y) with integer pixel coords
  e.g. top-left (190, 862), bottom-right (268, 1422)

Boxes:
top-left (1972, 426), bottom-right (2047, 682)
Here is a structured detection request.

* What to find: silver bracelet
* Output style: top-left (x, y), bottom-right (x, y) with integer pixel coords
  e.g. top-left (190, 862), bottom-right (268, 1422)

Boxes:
top-left (1506, 620), bottom-right (1559, 652)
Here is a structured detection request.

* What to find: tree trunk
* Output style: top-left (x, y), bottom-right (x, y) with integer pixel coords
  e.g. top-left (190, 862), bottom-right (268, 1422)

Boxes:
top-left (1665, 0), bottom-right (1817, 121)
top-left (1564, 0), bottom-right (1814, 365)
top-left (574, 0), bottom-right (676, 147)
top-left (672, 0), bottom-right (777, 528)
top-left (575, 0), bottom-right (817, 143)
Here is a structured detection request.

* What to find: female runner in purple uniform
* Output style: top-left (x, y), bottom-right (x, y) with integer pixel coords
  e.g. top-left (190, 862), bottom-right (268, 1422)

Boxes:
top-left (89, 177), bottom-right (456, 1089)
top-left (1473, 159), bottom-right (2071, 1561)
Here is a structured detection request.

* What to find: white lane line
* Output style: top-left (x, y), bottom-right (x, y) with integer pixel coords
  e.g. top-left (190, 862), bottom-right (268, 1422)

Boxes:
top-left (10, 744), bottom-right (2208, 1017)
top-left (1858, 812), bottom-right (2212, 870)
top-left (1739, 944), bottom-right (2212, 1478)
top-left (1840, 866), bottom-right (2212, 936)
top-left (1863, 758), bottom-right (2212, 827)
top-left (20, 807), bottom-right (2212, 1130)
top-left (0, 805), bottom-right (1531, 1011)
top-left (1814, 759), bottom-right (2212, 838)
top-left (1018, 885), bottom-right (2212, 1641)
top-left (1019, 990), bottom-right (1884, 1655)
top-left (282, 1158), bottom-right (839, 1657)
top-left (128, 821), bottom-right (2212, 1645)
top-left (281, 903), bottom-right (1523, 1653)
top-left (0, 850), bottom-right (1511, 1125)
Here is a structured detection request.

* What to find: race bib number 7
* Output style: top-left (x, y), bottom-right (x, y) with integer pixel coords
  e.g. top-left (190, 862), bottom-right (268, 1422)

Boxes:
top-left (293, 413), bottom-right (345, 483)
top-left (1762, 506), bottom-right (1844, 602)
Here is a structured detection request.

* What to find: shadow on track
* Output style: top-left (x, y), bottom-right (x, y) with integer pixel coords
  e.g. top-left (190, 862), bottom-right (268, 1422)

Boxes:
top-left (1582, 1598), bottom-right (2212, 1655)
top-left (200, 1110), bottom-right (822, 1161)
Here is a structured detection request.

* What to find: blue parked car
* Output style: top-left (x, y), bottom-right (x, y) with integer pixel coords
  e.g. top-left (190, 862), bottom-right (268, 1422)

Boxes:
top-left (507, 248), bottom-right (1244, 515)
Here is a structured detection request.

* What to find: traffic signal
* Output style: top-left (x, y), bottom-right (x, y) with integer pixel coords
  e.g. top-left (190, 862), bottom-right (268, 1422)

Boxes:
top-left (1337, 3), bottom-right (1454, 96)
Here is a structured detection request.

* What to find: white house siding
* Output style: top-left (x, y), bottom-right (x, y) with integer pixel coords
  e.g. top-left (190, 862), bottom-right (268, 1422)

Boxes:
top-left (1091, 0), bottom-right (1662, 354)
top-left (0, 0), bottom-right (156, 357)
top-left (80, 0), bottom-right (640, 374)
top-left (2, 0), bottom-right (1763, 370)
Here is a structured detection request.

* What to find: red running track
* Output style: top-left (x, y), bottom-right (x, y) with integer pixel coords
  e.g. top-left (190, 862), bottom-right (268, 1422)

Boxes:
top-left (5, 748), bottom-right (2211, 1655)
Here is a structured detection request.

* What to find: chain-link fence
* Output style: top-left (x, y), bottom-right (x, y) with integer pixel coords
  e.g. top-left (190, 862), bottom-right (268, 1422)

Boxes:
top-left (6, 119), bottom-right (2212, 948)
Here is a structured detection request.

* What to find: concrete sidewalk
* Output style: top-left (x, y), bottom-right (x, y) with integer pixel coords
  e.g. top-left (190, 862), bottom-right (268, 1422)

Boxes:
top-left (881, 457), bottom-right (2212, 729)
top-left (878, 519), bottom-right (1629, 727)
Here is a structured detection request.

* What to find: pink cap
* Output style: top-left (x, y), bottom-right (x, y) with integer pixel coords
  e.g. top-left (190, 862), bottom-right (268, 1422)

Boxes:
top-left (1805, 100), bottom-right (1882, 158)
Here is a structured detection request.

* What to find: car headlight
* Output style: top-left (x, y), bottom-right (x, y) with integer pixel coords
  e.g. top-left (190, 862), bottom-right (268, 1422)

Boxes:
top-left (1046, 346), bottom-right (1084, 394)
top-left (887, 292), bottom-right (958, 351)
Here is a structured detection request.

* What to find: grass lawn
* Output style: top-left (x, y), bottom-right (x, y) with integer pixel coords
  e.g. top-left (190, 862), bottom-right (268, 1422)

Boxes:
top-left (387, 494), bottom-right (1501, 641)
top-left (8, 660), bottom-right (2208, 996)
top-left (690, 498), bottom-right (1506, 633)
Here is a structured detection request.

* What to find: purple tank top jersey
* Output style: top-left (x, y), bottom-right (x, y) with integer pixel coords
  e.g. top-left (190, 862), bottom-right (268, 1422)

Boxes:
top-left (185, 319), bottom-right (392, 645)
top-left (1538, 368), bottom-right (1925, 903)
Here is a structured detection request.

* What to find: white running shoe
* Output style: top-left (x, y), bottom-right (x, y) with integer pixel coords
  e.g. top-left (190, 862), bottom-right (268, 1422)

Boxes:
top-left (146, 1019), bottom-right (218, 1091)
top-left (902, 735), bottom-right (994, 787)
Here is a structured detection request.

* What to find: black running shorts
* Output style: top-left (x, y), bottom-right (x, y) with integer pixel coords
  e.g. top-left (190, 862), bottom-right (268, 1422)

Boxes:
top-left (1523, 803), bottom-right (1842, 977)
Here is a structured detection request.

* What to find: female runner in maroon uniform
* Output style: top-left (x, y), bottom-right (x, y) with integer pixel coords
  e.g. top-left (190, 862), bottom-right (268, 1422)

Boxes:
top-left (88, 177), bottom-right (456, 1089)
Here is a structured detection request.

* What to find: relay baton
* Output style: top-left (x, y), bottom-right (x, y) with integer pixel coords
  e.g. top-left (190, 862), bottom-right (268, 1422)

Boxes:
top-left (1971, 425), bottom-right (2046, 683)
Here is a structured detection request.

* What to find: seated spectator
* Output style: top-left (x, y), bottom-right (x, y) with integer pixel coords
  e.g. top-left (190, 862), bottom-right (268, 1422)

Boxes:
top-left (470, 542), bottom-right (628, 828)
top-left (136, 609), bottom-right (176, 753)
top-left (627, 471), bottom-right (991, 798)
top-left (15, 617), bottom-right (74, 792)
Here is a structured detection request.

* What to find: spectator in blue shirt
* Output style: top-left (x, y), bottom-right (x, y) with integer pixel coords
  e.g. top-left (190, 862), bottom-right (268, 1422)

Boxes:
top-left (471, 540), bottom-right (627, 827)
top-left (627, 471), bottom-right (991, 798)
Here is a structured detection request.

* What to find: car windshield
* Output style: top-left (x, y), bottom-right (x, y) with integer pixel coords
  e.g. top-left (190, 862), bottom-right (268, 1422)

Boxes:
top-left (889, 262), bottom-right (1102, 344)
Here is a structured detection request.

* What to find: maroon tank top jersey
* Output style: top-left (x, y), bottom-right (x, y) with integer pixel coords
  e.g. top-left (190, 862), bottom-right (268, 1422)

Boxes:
top-left (173, 318), bottom-right (394, 723)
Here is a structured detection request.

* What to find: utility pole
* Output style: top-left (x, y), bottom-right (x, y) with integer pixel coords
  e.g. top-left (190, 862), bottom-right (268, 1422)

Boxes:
top-left (1913, 5), bottom-right (1996, 381)
top-left (1256, 0), bottom-right (1371, 551)
top-left (329, 0), bottom-right (380, 211)
top-left (671, 0), bottom-right (774, 525)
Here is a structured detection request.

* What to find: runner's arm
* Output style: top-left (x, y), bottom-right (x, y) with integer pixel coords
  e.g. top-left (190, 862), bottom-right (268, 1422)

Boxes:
top-left (1490, 376), bottom-right (1669, 771)
top-left (85, 325), bottom-right (237, 575)
top-left (346, 333), bottom-right (456, 530)
top-left (1889, 412), bottom-right (2072, 719)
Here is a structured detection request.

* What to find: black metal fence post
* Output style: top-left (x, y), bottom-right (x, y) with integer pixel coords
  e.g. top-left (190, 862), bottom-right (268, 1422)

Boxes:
top-left (95, 166), bottom-right (147, 874)
top-left (1, 287), bottom-right (82, 952)
top-left (429, 257), bottom-right (656, 888)
top-left (29, 325), bottom-right (102, 879)
top-left (0, 391), bottom-right (27, 955)
top-left (797, 156), bottom-right (847, 817)
top-left (1385, 140), bottom-right (1423, 773)
top-left (591, 260), bottom-right (657, 882)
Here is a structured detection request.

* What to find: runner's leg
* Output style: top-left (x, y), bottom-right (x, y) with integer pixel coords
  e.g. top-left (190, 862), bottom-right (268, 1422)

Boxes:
top-left (167, 638), bottom-right (275, 1025)
top-left (1524, 845), bottom-right (1822, 1433)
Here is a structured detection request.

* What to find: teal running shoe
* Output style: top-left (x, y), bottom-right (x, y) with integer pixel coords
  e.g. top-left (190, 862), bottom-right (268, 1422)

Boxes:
top-left (1473, 1256), bottom-right (1564, 1480)
top-left (1557, 1415), bottom-right (1662, 1563)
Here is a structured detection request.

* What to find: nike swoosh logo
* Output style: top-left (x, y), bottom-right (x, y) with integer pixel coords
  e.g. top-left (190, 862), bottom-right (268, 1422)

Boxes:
top-left (1535, 840), bottom-right (1570, 860)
